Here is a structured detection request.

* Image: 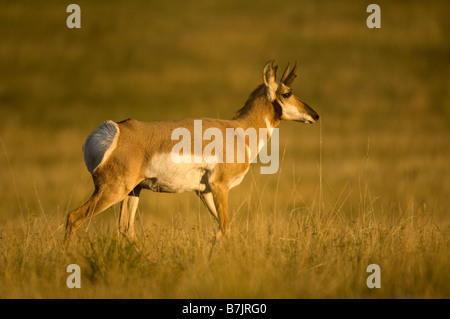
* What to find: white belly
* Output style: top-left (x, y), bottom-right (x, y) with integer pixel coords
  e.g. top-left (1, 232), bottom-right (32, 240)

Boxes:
top-left (143, 153), bottom-right (216, 193)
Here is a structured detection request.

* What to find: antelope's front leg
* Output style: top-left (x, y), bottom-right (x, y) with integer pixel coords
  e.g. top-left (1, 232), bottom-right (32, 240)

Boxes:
top-left (210, 184), bottom-right (230, 238)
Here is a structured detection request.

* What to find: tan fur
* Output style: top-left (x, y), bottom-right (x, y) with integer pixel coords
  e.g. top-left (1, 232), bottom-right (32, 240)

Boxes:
top-left (64, 60), bottom-right (319, 246)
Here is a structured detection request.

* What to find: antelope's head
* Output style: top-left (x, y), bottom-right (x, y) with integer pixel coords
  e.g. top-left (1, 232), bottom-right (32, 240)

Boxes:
top-left (263, 60), bottom-right (319, 124)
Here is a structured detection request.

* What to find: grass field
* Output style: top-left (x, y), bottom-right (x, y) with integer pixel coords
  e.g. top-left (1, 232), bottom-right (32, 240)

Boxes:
top-left (1, 0), bottom-right (449, 298)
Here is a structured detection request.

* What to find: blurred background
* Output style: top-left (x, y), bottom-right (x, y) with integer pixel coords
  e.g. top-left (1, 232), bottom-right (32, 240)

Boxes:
top-left (1, 0), bottom-right (449, 227)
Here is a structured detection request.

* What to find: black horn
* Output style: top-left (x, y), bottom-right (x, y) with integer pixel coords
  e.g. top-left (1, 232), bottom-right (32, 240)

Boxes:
top-left (281, 61), bottom-right (298, 87)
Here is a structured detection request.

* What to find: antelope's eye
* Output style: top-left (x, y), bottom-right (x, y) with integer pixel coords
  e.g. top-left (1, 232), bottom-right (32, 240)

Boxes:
top-left (282, 92), bottom-right (292, 99)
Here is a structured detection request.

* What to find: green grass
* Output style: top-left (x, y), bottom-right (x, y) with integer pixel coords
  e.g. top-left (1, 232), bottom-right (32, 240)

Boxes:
top-left (1, 0), bottom-right (449, 298)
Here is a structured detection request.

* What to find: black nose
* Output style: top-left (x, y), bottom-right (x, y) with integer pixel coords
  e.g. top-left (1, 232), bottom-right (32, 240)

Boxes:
top-left (313, 112), bottom-right (319, 121)
top-left (303, 102), bottom-right (319, 122)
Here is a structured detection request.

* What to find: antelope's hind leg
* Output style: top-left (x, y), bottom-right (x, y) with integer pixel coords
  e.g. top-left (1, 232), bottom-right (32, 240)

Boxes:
top-left (64, 185), bottom-right (130, 247)
top-left (119, 186), bottom-right (141, 241)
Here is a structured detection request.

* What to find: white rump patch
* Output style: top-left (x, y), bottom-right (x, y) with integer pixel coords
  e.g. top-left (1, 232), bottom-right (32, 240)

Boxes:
top-left (83, 120), bottom-right (120, 174)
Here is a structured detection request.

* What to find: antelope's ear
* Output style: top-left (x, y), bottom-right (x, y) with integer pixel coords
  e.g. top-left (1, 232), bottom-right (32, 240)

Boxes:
top-left (263, 60), bottom-right (278, 101)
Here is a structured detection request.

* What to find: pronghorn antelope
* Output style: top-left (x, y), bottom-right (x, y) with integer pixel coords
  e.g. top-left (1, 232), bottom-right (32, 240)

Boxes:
top-left (64, 60), bottom-right (319, 246)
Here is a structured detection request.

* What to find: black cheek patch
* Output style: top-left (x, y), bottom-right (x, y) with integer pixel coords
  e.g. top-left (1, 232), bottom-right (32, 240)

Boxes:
top-left (272, 100), bottom-right (283, 120)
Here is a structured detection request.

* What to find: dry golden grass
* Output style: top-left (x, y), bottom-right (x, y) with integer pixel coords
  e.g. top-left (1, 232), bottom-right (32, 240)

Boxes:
top-left (1, 178), bottom-right (449, 298)
top-left (1, 0), bottom-right (449, 298)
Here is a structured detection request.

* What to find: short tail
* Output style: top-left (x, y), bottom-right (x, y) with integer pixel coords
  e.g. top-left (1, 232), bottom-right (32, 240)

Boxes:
top-left (83, 120), bottom-right (120, 174)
